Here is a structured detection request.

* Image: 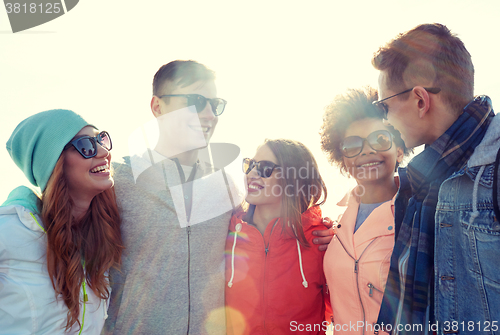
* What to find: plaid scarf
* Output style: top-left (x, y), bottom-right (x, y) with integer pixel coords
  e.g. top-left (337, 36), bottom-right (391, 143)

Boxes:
top-left (377, 96), bottom-right (493, 333)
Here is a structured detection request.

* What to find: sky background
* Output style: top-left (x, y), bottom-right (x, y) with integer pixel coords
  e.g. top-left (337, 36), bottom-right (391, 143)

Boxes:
top-left (1, 0), bottom-right (499, 216)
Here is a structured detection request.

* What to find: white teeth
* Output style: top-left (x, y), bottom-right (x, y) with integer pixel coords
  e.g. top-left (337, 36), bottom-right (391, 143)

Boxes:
top-left (248, 184), bottom-right (262, 190)
top-left (90, 165), bottom-right (108, 173)
top-left (191, 126), bottom-right (209, 132)
top-left (360, 162), bottom-right (382, 167)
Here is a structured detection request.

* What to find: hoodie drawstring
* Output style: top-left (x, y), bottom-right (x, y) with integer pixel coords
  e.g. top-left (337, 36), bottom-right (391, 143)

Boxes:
top-left (227, 223), bottom-right (242, 288)
top-left (469, 165), bottom-right (485, 229)
top-left (227, 221), bottom-right (309, 289)
top-left (296, 240), bottom-right (308, 288)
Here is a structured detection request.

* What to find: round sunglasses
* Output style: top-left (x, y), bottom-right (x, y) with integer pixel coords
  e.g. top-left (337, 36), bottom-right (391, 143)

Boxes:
top-left (242, 158), bottom-right (280, 178)
top-left (159, 94), bottom-right (227, 116)
top-left (340, 130), bottom-right (393, 158)
top-left (64, 131), bottom-right (112, 159)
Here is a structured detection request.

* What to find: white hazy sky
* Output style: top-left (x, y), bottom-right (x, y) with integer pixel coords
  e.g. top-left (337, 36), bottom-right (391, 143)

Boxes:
top-left (1, 0), bottom-right (499, 216)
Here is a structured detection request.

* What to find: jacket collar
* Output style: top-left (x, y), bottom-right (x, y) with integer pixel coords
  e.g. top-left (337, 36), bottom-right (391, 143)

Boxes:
top-left (229, 205), bottom-right (322, 233)
top-left (0, 202), bottom-right (44, 233)
top-left (468, 112), bottom-right (500, 167)
top-left (406, 95), bottom-right (493, 196)
top-left (334, 177), bottom-right (398, 256)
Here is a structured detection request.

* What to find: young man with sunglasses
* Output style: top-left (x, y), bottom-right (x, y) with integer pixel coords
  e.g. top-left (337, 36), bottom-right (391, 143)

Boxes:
top-left (103, 60), bottom-right (333, 335)
top-left (101, 60), bottom-right (236, 335)
top-left (372, 23), bottom-right (500, 333)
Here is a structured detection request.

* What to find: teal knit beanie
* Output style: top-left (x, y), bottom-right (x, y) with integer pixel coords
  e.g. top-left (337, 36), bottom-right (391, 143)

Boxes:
top-left (6, 109), bottom-right (93, 192)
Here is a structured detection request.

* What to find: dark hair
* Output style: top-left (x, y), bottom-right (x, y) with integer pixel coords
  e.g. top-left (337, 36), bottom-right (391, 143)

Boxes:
top-left (41, 154), bottom-right (123, 331)
top-left (320, 86), bottom-right (411, 175)
top-left (245, 139), bottom-right (327, 246)
top-left (372, 23), bottom-right (474, 113)
top-left (152, 60), bottom-right (216, 96)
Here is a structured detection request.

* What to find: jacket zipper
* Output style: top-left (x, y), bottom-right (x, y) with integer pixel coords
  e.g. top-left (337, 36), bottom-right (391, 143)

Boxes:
top-left (336, 235), bottom-right (379, 335)
top-left (187, 225), bottom-right (191, 334)
top-left (367, 282), bottom-right (383, 297)
top-left (163, 160), bottom-right (194, 335)
top-left (262, 219), bottom-right (279, 333)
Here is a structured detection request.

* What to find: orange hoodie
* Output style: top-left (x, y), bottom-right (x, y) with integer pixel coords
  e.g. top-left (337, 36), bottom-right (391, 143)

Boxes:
top-left (225, 206), bottom-right (329, 335)
top-left (323, 184), bottom-right (396, 335)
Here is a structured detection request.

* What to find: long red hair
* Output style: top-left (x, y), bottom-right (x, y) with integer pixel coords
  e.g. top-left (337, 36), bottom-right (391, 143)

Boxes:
top-left (40, 153), bottom-right (123, 331)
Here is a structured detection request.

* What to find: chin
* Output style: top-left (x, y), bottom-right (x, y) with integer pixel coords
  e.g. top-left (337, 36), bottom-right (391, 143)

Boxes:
top-left (184, 138), bottom-right (209, 152)
top-left (245, 195), bottom-right (256, 204)
top-left (245, 194), bottom-right (264, 206)
top-left (94, 179), bottom-right (114, 195)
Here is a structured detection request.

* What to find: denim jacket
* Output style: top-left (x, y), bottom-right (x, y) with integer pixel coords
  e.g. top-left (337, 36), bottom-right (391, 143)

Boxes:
top-left (435, 113), bottom-right (500, 334)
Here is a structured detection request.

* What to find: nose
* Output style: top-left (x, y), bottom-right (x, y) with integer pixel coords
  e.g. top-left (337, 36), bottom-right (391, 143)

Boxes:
top-left (95, 141), bottom-right (110, 159)
top-left (247, 166), bottom-right (261, 178)
top-left (360, 139), bottom-right (376, 156)
top-left (198, 101), bottom-right (216, 121)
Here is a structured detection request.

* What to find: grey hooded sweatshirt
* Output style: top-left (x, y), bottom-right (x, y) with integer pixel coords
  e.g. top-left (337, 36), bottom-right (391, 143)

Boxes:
top-left (103, 144), bottom-right (242, 335)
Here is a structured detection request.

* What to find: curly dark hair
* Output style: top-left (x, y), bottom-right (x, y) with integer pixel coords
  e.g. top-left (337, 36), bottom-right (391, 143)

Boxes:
top-left (319, 86), bottom-right (412, 175)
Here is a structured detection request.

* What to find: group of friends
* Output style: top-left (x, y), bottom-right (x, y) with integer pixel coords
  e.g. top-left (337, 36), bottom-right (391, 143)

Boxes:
top-left (1, 23), bottom-right (499, 335)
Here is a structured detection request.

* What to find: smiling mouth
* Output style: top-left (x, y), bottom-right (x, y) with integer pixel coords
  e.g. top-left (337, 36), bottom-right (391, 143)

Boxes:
top-left (90, 165), bottom-right (109, 174)
top-left (190, 126), bottom-right (211, 133)
top-left (248, 184), bottom-right (263, 191)
top-left (358, 161), bottom-right (383, 168)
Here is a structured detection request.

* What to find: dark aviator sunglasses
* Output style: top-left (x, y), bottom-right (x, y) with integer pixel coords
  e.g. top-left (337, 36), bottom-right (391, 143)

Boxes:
top-left (242, 158), bottom-right (280, 178)
top-left (64, 131), bottom-right (112, 159)
top-left (159, 94), bottom-right (227, 116)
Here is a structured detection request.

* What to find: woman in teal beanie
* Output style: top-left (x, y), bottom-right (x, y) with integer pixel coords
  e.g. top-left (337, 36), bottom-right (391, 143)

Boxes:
top-left (0, 109), bottom-right (123, 334)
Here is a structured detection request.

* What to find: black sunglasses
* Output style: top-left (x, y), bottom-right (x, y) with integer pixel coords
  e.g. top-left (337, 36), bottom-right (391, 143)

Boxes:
top-left (341, 130), bottom-right (393, 158)
top-left (372, 87), bottom-right (441, 119)
top-left (242, 158), bottom-right (280, 178)
top-left (64, 131), bottom-right (112, 159)
top-left (159, 94), bottom-right (227, 116)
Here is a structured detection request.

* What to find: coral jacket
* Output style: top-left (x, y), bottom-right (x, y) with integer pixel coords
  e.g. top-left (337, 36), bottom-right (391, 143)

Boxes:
top-left (324, 185), bottom-right (396, 335)
top-left (225, 206), bottom-right (329, 335)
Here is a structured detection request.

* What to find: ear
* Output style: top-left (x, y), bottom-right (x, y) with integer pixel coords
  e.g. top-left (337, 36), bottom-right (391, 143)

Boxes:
top-left (151, 96), bottom-right (163, 118)
top-left (396, 146), bottom-right (404, 163)
top-left (413, 86), bottom-right (431, 119)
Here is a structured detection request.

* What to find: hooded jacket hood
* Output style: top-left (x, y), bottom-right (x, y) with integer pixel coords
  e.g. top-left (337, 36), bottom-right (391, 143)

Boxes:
top-left (0, 187), bottom-right (45, 234)
top-left (229, 205), bottom-right (323, 233)
top-left (468, 113), bottom-right (500, 167)
top-left (2, 186), bottom-right (41, 217)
